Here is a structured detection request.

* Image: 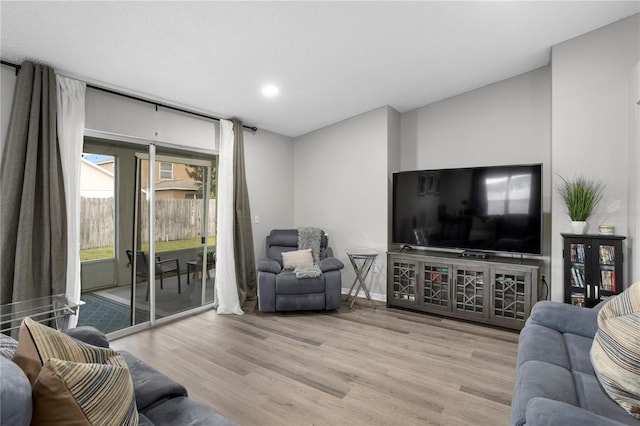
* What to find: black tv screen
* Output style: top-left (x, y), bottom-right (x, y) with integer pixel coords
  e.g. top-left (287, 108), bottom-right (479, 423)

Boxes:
top-left (392, 164), bottom-right (542, 255)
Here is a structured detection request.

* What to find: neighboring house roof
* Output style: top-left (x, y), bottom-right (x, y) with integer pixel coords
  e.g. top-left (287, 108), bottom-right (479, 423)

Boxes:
top-left (81, 157), bottom-right (114, 178)
top-left (154, 179), bottom-right (200, 191)
top-left (80, 158), bottom-right (115, 198)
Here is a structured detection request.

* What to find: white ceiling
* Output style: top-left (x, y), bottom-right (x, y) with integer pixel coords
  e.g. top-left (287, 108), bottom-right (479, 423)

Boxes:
top-left (1, 1), bottom-right (639, 137)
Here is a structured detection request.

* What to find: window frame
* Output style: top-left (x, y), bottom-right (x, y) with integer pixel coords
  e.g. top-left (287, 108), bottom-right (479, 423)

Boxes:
top-left (159, 162), bottom-right (173, 180)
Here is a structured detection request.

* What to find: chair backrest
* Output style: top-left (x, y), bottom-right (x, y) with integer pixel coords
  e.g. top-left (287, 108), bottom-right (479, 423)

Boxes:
top-left (126, 250), bottom-right (149, 278)
top-left (266, 229), bottom-right (328, 267)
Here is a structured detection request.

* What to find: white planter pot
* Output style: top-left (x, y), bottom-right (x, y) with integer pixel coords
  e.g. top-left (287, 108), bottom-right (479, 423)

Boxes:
top-left (571, 221), bottom-right (587, 234)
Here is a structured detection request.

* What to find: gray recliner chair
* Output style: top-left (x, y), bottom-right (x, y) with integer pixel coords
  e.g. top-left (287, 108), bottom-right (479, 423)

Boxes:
top-left (257, 229), bottom-right (344, 312)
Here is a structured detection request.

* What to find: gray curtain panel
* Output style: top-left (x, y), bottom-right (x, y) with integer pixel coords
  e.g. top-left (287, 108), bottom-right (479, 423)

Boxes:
top-left (232, 118), bottom-right (256, 304)
top-left (1, 61), bottom-right (67, 305)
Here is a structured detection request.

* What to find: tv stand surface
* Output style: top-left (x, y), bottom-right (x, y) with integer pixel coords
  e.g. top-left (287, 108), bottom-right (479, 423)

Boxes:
top-left (387, 250), bottom-right (539, 330)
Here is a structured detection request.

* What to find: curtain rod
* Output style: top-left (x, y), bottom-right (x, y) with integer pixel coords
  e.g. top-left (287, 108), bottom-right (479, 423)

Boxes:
top-left (1, 60), bottom-right (258, 132)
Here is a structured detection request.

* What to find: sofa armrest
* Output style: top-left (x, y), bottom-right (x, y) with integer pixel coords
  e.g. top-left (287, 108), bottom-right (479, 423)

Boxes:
top-left (258, 271), bottom-right (276, 312)
top-left (529, 301), bottom-right (599, 339)
top-left (525, 398), bottom-right (631, 426)
top-left (119, 351), bottom-right (188, 411)
top-left (257, 258), bottom-right (281, 274)
top-left (0, 357), bottom-right (31, 426)
top-left (319, 257), bottom-right (344, 273)
top-left (64, 326), bottom-right (110, 348)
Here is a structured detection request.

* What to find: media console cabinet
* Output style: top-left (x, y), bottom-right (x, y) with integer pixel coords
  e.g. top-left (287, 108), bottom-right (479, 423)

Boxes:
top-left (387, 250), bottom-right (539, 330)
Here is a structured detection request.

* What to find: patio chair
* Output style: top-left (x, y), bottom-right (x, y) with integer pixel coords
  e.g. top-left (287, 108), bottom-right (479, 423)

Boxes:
top-left (126, 250), bottom-right (182, 300)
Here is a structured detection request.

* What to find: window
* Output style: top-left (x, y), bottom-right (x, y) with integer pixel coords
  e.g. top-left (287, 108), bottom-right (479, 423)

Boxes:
top-left (486, 173), bottom-right (532, 215)
top-left (79, 153), bottom-right (115, 261)
top-left (159, 162), bottom-right (173, 180)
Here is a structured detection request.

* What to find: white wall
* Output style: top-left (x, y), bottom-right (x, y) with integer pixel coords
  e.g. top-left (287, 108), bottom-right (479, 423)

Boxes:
top-left (244, 129), bottom-right (295, 260)
top-left (551, 14), bottom-right (640, 301)
top-left (388, 107), bottom-right (402, 247)
top-left (631, 62), bottom-right (640, 283)
top-left (401, 67), bottom-right (551, 173)
top-left (294, 106), bottom-right (392, 298)
top-left (399, 67), bottom-right (552, 286)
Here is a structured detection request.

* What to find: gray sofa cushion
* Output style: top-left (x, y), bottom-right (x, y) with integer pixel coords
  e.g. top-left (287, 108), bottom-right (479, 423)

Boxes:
top-left (138, 413), bottom-right (155, 426)
top-left (517, 324), bottom-right (570, 370)
top-left (63, 326), bottom-right (110, 348)
top-left (267, 229), bottom-right (300, 246)
top-left (319, 257), bottom-right (344, 272)
top-left (0, 357), bottom-right (31, 426)
top-left (525, 398), bottom-right (631, 426)
top-left (257, 258), bottom-right (281, 274)
top-left (276, 293), bottom-right (325, 311)
top-left (143, 396), bottom-right (237, 426)
top-left (266, 229), bottom-right (329, 267)
top-left (573, 372), bottom-right (640, 424)
top-left (120, 351), bottom-right (188, 411)
top-left (564, 333), bottom-right (595, 375)
top-left (511, 360), bottom-right (578, 426)
top-left (529, 301), bottom-right (599, 338)
top-left (276, 271), bottom-right (325, 294)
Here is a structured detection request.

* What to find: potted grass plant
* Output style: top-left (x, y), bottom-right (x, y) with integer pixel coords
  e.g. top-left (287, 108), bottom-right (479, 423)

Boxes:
top-left (557, 175), bottom-right (605, 234)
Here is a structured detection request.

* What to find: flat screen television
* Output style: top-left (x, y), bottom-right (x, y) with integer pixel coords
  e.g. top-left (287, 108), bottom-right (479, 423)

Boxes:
top-left (392, 164), bottom-right (542, 255)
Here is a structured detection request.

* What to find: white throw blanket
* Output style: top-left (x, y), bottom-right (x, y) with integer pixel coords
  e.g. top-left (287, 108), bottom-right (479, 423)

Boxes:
top-left (296, 227), bottom-right (323, 278)
top-left (294, 264), bottom-right (322, 278)
top-left (298, 227), bottom-right (322, 263)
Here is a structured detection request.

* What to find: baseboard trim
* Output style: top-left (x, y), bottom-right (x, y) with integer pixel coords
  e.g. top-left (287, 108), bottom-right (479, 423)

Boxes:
top-left (341, 289), bottom-right (386, 302)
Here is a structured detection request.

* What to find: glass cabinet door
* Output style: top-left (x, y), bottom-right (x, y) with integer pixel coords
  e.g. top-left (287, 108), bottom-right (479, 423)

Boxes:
top-left (453, 266), bottom-right (486, 317)
top-left (423, 263), bottom-right (451, 311)
top-left (493, 271), bottom-right (528, 321)
top-left (568, 242), bottom-right (586, 306)
top-left (597, 243), bottom-right (617, 294)
top-left (389, 258), bottom-right (418, 305)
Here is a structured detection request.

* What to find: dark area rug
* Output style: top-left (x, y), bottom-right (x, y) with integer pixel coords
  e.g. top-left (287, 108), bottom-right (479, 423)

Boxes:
top-left (77, 293), bottom-right (149, 334)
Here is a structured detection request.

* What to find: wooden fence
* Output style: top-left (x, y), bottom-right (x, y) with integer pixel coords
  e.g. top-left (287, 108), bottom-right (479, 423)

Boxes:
top-left (80, 198), bottom-right (216, 249)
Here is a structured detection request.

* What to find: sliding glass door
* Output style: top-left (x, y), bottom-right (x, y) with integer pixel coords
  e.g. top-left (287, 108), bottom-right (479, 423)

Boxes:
top-left (132, 149), bottom-right (216, 323)
top-left (78, 134), bottom-right (217, 336)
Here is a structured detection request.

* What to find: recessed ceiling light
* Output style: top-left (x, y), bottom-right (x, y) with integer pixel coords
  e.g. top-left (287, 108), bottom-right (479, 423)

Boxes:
top-left (261, 84), bottom-right (279, 98)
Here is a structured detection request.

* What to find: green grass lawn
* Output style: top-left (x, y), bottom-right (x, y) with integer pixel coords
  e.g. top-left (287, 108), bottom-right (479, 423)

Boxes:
top-left (80, 236), bottom-right (216, 261)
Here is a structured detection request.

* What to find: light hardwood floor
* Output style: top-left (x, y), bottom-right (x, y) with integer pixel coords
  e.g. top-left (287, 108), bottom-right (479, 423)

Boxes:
top-left (111, 300), bottom-right (519, 425)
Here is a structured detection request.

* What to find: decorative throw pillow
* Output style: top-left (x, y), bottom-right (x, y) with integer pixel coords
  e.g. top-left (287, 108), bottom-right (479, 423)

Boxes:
top-left (0, 332), bottom-right (19, 359)
top-left (0, 356), bottom-right (32, 426)
top-left (13, 317), bottom-right (124, 385)
top-left (32, 358), bottom-right (138, 426)
top-left (282, 249), bottom-right (314, 270)
top-left (591, 281), bottom-right (640, 419)
top-left (12, 318), bottom-right (138, 425)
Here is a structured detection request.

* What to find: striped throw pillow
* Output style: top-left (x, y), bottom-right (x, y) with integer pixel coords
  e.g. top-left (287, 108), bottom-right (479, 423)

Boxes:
top-left (13, 318), bottom-right (138, 425)
top-left (591, 281), bottom-right (640, 419)
top-left (13, 317), bottom-right (124, 384)
top-left (32, 358), bottom-right (138, 426)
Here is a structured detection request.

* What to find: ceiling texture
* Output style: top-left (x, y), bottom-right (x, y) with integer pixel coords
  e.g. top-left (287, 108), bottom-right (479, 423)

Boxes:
top-left (1, 1), bottom-right (639, 137)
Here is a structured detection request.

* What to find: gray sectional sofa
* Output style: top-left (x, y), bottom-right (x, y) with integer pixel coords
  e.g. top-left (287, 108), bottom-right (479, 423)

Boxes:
top-left (511, 301), bottom-right (640, 426)
top-left (1, 326), bottom-right (235, 426)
